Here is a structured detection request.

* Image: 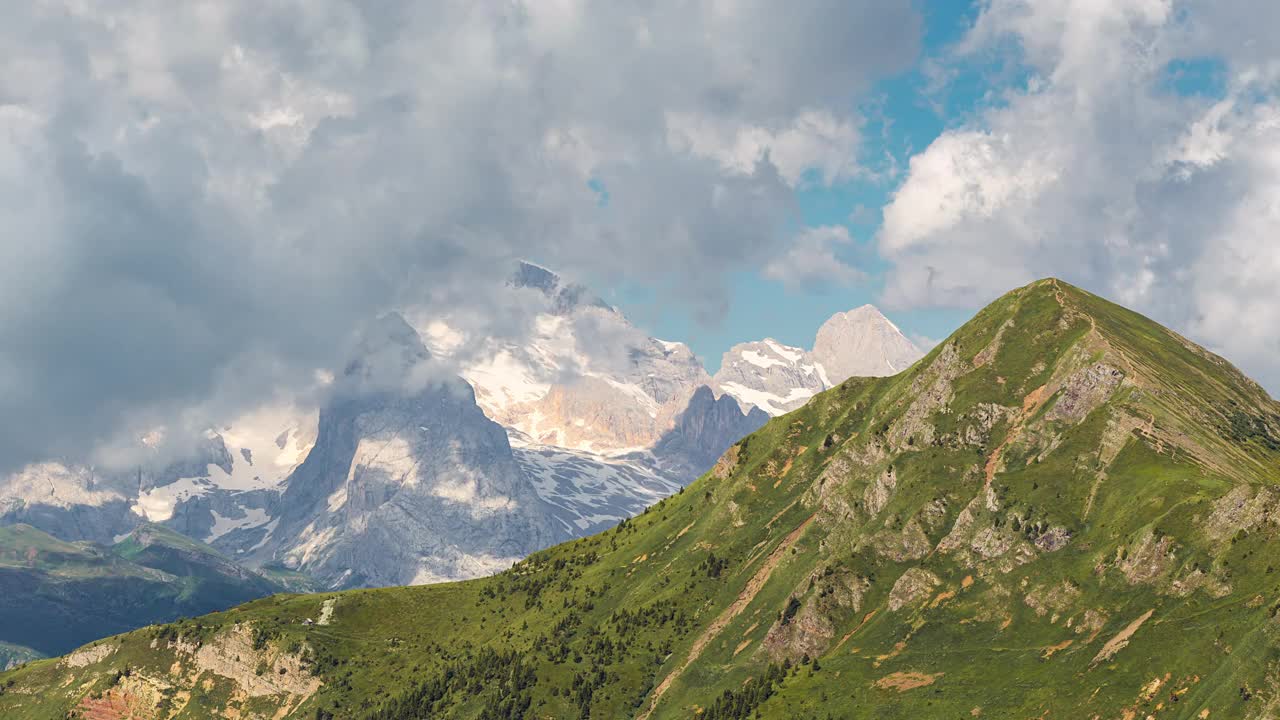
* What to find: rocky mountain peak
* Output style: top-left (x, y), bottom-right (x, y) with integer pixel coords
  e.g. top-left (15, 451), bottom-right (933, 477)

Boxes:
top-left (714, 305), bottom-right (922, 416)
top-left (341, 312), bottom-right (431, 391)
top-left (812, 303), bottom-right (919, 382)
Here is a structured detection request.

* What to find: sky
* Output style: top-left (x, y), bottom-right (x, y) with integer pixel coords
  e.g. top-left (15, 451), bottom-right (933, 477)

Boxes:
top-left (1, 0), bottom-right (1279, 471)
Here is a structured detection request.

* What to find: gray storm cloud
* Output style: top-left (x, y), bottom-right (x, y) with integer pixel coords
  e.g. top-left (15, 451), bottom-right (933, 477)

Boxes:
top-left (0, 1), bottom-right (920, 471)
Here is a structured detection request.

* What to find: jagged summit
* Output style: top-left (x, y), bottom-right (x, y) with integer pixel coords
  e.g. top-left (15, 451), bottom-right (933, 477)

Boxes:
top-left (509, 260), bottom-right (612, 315)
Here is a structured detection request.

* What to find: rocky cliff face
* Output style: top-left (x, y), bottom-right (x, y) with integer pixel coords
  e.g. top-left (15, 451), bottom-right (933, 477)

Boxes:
top-left (0, 263), bottom-right (792, 592)
top-left (647, 386), bottom-right (770, 479)
top-left (252, 314), bottom-right (559, 588)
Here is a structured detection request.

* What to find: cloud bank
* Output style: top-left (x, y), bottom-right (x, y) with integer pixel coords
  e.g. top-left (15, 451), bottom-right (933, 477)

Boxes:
top-left (879, 0), bottom-right (1280, 391)
top-left (0, 1), bottom-right (922, 470)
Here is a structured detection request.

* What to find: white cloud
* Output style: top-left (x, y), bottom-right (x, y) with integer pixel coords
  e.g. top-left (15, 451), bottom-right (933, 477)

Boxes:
top-left (764, 226), bottom-right (863, 289)
top-left (878, 0), bottom-right (1280, 392)
top-left (665, 109), bottom-right (864, 186)
top-left (0, 1), bottom-right (920, 470)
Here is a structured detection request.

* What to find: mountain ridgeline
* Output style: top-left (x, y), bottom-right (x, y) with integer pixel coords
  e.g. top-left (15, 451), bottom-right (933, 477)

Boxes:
top-left (7, 279), bottom-right (1280, 719)
top-left (0, 523), bottom-right (284, 667)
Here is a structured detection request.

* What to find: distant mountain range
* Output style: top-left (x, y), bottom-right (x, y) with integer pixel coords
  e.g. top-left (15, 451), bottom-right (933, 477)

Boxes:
top-left (0, 262), bottom-right (921, 659)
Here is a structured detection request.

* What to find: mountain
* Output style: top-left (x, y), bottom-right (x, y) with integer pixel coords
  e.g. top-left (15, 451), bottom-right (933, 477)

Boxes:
top-left (811, 304), bottom-right (921, 380)
top-left (0, 403), bottom-right (313, 556)
top-left (713, 338), bottom-right (830, 415)
top-left (0, 523), bottom-right (279, 662)
top-left (714, 305), bottom-right (922, 415)
top-left (11, 279), bottom-right (1280, 719)
top-left (0, 262), bottom-right (764, 592)
top-left (410, 261), bottom-right (769, 549)
top-left (245, 313), bottom-right (564, 588)
top-left (440, 261), bottom-right (721, 456)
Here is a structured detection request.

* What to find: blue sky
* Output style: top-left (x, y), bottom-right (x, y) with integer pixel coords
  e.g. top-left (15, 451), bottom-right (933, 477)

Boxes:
top-left (3, 0), bottom-right (1277, 468)
top-left (607, 1), bottom-right (988, 371)
top-left (609, 0), bottom-right (1245, 375)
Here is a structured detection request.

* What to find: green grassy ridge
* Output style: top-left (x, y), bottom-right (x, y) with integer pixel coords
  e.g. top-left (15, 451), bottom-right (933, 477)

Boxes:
top-left (0, 523), bottom-right (284, 660)
top-left (6, 278), bottom-right (1280, 719)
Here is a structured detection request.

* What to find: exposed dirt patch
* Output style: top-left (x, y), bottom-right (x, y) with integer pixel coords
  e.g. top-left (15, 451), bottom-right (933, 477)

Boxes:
top-left (875, 671), bottom-right (943, 692)
top-left (1092, 610), bottom-right (1154, 664)
top-left (984, 385), bottom-right (1049, 490)
top-left (77, 690), bottom-right (151, 720)
top-left (874, 641), bottom-right (907, 666)
top-left (1041, 639), bottom-right (1074, 658)
top-left (765, 499), bottom-right (800, 530)
top-left (75, 675), bottom-right (168, 720)
top-left (835, 610), bottom-right (877, 651)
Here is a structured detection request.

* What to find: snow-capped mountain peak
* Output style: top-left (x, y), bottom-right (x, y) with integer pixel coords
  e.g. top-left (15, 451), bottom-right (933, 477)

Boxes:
top-left (714, 304), bottom-right (923, 416)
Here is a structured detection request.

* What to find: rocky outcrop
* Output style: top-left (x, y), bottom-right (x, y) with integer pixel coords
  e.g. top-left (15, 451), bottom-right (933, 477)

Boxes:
top-left (1045, 363), bottom-right (1125, 423)
top-left (888, 568), bottom-right (941, 611)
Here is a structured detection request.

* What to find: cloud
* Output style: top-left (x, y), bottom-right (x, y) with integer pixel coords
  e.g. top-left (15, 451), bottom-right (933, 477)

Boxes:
top-left (0, 1), bottom-right (920, 471)
top-left (878, 0), bottom-right (1280, 392)
top-left (764, 225), bottom-right (864, 290)
top-left (908, 334), bottom-right (942, 353)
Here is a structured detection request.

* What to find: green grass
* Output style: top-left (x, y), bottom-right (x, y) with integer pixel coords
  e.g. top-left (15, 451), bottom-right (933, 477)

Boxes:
top-left (6, 278), bottom-right (1280, 720)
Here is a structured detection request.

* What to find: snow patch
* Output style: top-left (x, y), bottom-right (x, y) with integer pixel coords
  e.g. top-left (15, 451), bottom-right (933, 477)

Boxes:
top-left (205, 507), bottom-right (271, 544)
top-left (740, 349), bottom-right (786, 369)
top-left (1, 463), bottom-right (125, 509)
top-left (132, 476), bottom-right (213, 522)
top-left (207, 404), bottom-right (317, 492)
top-left (763, 339), bottom-right (803, 363)
top-left (719, 381), bottom-right (816, 416)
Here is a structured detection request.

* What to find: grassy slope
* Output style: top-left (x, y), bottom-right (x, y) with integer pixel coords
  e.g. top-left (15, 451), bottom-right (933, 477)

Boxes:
top-left (0, 524), bottom-right (281, 660)
top-left (5, 279), bottom-right (1280, 720)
